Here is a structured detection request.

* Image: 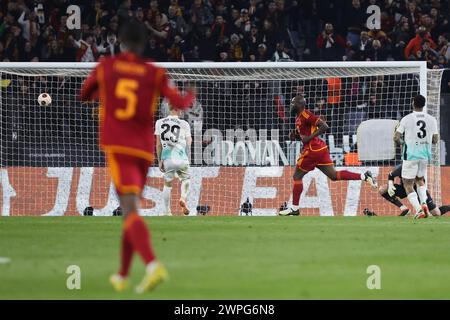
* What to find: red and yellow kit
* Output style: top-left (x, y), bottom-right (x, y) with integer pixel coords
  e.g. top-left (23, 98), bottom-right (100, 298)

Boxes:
top-left (295, 109), bottom-right (333, 172)
top-left (80, 52), bottom-right (194, 194)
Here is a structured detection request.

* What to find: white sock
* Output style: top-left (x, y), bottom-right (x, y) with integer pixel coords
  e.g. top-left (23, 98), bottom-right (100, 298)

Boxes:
top-left (146, 261), bottom-right (159, 273)
top-left (417, 186), bottom-right (427, 205)
top-left (162, 186), bottom-right (172, 214)
top-left (181, 179), bottom-right (190, 201)
top-left (360, 173), bottom-right (365, 180)
top-left (407, 192), bottom-right (422, 213)
top-left (292, 204), bottom-right (300, 211)
top-left (400, 205), bottom-right (408, 211)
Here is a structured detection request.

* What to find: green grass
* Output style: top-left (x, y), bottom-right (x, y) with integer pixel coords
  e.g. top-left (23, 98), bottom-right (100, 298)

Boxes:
top-left (0, 216), bottom-right (449, 299)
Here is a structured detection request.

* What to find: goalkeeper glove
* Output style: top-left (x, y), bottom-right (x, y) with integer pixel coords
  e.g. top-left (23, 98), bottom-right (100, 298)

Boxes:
top-left (388, 180), bottom-right (396, 197)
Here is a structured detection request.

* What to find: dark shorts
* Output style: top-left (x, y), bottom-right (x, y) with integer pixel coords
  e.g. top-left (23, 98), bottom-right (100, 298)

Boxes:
top-left (394, 184), bottom-right (437, 211)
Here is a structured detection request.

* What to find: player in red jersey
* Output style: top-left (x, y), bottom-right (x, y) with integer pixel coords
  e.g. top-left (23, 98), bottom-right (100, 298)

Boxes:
top-left (80, 21), bottom-right (195, 293)
top-left (279, 96), bottom-right (377, 216)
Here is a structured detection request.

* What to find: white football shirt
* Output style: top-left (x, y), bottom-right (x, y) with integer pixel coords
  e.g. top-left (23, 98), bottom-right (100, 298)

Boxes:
top-left (155, 115), bottom-right (191, 161)
top-left (396, 111), bottom-right (438, 161)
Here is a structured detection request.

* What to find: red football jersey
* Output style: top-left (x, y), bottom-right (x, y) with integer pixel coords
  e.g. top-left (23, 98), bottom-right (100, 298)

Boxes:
top-left (295, 109), bottom-right (327, 151)
top-left (80, 52), bottom-right (194, 161)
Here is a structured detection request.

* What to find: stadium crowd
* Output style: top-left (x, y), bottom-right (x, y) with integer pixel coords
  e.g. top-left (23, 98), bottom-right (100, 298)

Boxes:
top-left (0, 0), bottom-right (449, 66)
top-left (1, 0), bottom-right (450, 87)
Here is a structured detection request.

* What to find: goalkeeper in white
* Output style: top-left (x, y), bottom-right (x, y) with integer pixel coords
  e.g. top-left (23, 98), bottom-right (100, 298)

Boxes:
top-left (394, 95), bottom-right (439, 219)
top-left (155, 107), bottom-right (192, 216)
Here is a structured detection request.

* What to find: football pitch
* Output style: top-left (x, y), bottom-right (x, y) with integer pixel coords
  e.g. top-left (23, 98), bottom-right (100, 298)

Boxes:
top-left (0, 216), bottom-right (449, 300)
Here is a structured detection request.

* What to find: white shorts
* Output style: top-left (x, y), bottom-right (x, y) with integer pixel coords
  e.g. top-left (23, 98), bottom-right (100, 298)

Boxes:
top-left (163, 159), bottom-right (190, 183)
top-left (401, 160), bottom-right (428, 180)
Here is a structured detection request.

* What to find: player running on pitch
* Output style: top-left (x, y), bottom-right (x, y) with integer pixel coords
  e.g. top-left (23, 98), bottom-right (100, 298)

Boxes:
top-left (378, 164), bottom-right (450, 216)
top-left (279, 96), bottom-right (377, 216)
top-left (155, 106), bottom-right (192, 216)
top-left (394, 95), bottom-right (439, 219)
top-left (80, 21), bottom-right (195, 293)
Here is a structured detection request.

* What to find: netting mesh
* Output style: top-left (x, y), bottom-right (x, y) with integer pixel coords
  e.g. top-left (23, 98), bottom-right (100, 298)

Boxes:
top-left (0, 64), bottom-right (443, 216)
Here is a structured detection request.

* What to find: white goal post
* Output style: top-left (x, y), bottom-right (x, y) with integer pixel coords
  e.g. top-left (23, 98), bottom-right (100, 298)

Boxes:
top-left (0, 61), bottom-right (443, 216)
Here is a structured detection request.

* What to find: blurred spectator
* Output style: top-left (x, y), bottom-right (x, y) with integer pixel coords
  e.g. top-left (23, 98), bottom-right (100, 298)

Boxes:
top-left (228, 33), bottom-right (247, 62)
top-left (369, 39), bottom-right (388, 61)
top-left (211, 15), bottom-right (228, 42)
top-left (145, 13), bottom-right (170, 45)
top-left (272, 41), bottom-right (291, 61)
top-left (168, 5), bottom-right (189, 37)
top-left (145, 37), bottom-right (166, 61)
top-left (345, 0), bottom-right (366, 46)
top-left (405, 26), bottom-right (437, 59)
top-left (45, 39), bottom-right (63, 62)
top-left (419, 38), bottom-right (439, 66)
top-left (438, 35), bottom-right (450, 60)
top-left (0, 0), bottom-right (449, 67)
top-left (17, 8), bottom-right (39, 43)
top-left (316, 23), bottom-right (348, 61)
top-left (20, 41), bottom-right (38, 61)
top-left (393, 18), bottom-right (413, 60)
top-left (198, 27), bottom-right (217, 61)
top-left (352, 31), bottom-right (373, 61)
top-left (246, 24), bottom-right (262, 56)
top-left (74, 35), bottom-right (98, 62)
top-left (253, 43), bottom-right (269, 61)
top-left (98, 32), bottom-right (120, 57)
top-left (190, 0), bottom-right (214, 34)
top-left (260, 19), bottom-right (278, 56)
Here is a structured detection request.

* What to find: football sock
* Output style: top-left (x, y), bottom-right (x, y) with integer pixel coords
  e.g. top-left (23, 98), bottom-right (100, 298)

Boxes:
top-left (292, 180), bottom-right (303, 209)
top-left (400, 205), bottom-right (408, 211)
top-left (336, 171), bottom-right (362, 180)
top-left (407, 192), bottom-right (422, 213)
top-left (146, 260), bottom-right (159, 273)
top-left (439, 205), bottom-right (450, 216)
top-left (124, 212), bottom-right (155, 265)
top-left (417, 185), bottom-right (428, 205)
top-left (162, 186), bottom-right (172, 213)
top-left (381, 191), bottom-right (403, 208)
top-left (119, 228), bottom-right (133, 278)
top-left (181, 179), bottom-right (190, 201)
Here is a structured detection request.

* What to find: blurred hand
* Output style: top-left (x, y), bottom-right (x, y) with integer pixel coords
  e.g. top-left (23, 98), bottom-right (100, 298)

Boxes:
top-left (388, 181), bottom-right (396, 197)
top-left (300, 135), bottom-right (311, 144)
top-left (289, 130), bottom-right (298, 141)
top-left (186, 85), bottom-right (197, 96)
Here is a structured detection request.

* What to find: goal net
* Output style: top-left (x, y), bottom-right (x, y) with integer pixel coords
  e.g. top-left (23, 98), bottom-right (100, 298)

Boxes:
top-left (0, 62), bottom-right (443, 216)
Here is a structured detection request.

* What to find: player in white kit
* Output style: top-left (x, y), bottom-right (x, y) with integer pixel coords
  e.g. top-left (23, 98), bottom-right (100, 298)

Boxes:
top-left (155, 107), bottom-right (192, 216)
top-left (394, 95), bottom-right (439, 219)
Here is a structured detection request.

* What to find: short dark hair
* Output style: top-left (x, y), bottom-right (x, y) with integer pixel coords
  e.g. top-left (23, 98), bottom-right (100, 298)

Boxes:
top-left (413, 94), bottom-right (426, 108)
top-left (119, 20), bottom-right (147, 55)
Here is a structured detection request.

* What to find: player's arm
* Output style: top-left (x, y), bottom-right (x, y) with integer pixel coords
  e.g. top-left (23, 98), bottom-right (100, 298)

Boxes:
top-left (394, 119), bottom-right (405, 145)
top-left (289, 129), bottom-right (300, 141)
top-left (393, 131), bottom-right (402, 145)
top-left (185, 122), bottom-right (192, 160)
top-left (301, 118), bottom-right (329, 144)
top-left (432, 133), bottom-right (439, 144)
top-left (388, 165), bottom-right (402, 181)
top-left (80, 66), bottom-right (99, 102)
top-left (160, 71), bottom-right (195, 110)
top-left (156, 136), bottom-right (164, 172)
top-left (387, 165), bottom-right (402, 196)
top-left (186, 135), bottom-right (192, 160)
top-left (431, 118), bottom-right (439, 144)
top-left (154, 121), bottom-right (164, 172)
